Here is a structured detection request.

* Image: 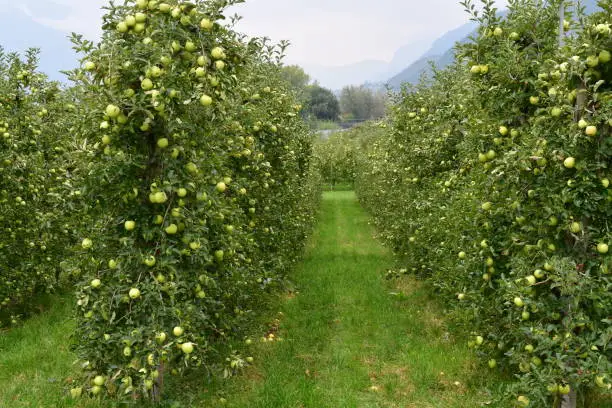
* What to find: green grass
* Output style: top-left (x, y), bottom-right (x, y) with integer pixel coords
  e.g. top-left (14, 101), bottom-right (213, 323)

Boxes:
top-left (176, 191), bottom-right (504, 407)
top-left (0, 294), bottom-right (106, 408)
top-left (1, 191), bottom-right (509, 407)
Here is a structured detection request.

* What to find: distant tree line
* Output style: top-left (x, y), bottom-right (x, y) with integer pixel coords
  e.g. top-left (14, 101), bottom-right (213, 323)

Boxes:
top-left (281, 65), bottom-right (388, 125)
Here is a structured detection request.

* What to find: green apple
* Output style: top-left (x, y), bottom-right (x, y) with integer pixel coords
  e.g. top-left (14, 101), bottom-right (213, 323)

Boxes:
top-left (184, 41), bottom-right (197, 52)
top-left (144, 255), bottom-right (156, 267)
top-left (141, 78), bottom-right (154, 90)
top-left (91, 278), bottom-right (101, 288)
top-left (210, 47), bottom-right (226, 60)
top-left (93, 375), bottom-right (105, 386)
top-left (513, 297), bottom-right (524, 307)
top-left (70, 387), bottom-right (83, 398)
top-left (128, 288), bottom-right (141, 299)
top-left (82, 238), bottom-right (93, 249)
top-left (563, 157), bottom-right (575, 168)
top-left (173, 326), bottom-right (184, 336)
top-left (585, 125), bottom-right (597, 136)
top-left (570, 222), bottom-right (581, 234)
top-left (185, 162), bottom-right (198, 173)
top-left (156, 332), bottom-right (167, 344)
top-left (181, 342), bottom-right (194, 354)
top-left (124, 220), bottom-right (136, 231)
top-left (105, 104), bottom-right (120, 118)
top-left (216, 182), bottom-right (227, 192)
top-left (586, 55), bottom-right (599, 67)
top-left (200, 18), bottom-right (213, 29)
top-left (117, 22), bottom-right (129, 33)
top-left (595, 376), bottom-right (608, 388)
top-left (199, 94), bottom-right (213, 106)
top-left (165, 224), bottom-right (178, 234)
top-left (597, 243), bottom-right (609, 254)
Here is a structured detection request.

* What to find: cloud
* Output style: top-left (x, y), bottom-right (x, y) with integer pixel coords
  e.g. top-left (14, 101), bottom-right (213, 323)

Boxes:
top-left (2, 0), bottom-right (105, 40)
top-left (229, 0), bottom-right (508, 65)
top-left (0, 0), bottom-right (509, 65)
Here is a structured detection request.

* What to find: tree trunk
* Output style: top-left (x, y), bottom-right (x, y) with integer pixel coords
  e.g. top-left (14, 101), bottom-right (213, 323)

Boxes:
top-left (152, 362), bottom-right (165, 402)
top-left (561, 389), bottom-right (577, 408)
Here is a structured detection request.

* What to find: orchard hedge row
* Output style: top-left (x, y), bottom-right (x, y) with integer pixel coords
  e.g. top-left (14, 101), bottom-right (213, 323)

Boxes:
top-left (0, 0), bottom-right (320, 402)
top-left (353, 1), bottom-right (611, 406)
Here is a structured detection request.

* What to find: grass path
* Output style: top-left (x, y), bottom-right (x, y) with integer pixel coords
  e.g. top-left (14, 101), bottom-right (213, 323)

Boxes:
top-left (0, 191), bottom-right (498, 407)
top-left (189, 191), bottom-right (496, 407)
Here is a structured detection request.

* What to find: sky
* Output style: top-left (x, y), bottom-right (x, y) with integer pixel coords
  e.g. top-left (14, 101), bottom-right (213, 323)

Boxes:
top-left (0, 0), bottom-right (508, 67)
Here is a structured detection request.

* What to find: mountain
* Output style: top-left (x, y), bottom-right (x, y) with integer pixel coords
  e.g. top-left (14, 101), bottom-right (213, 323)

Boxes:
top-left (299, 40), bottom-right (432, 90)
top-left (386, 22), bottom-right (476, 89)
top-left (0, 8), bottom-right (78, 83)
top-left (386, 0), bottom-right (600, 89)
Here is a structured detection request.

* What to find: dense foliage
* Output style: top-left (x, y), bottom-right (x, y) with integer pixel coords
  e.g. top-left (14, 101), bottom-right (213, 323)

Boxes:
top-left (0, 0), bottom-right (320, 402)
top-left (0, 49), bottom-right (81, 326)
top-left (313, 130), bottom-right (361, 188)
top-left (352, 0), bottom-right (611, 405)
top-left (63, 0), bottom-right (320, 400)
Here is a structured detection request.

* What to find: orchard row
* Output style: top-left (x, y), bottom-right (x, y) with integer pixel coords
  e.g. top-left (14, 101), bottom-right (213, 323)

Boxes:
top-left (0, 0), bottom-right (320, 401)
top-left (319, 1), bottom-right (611, 406)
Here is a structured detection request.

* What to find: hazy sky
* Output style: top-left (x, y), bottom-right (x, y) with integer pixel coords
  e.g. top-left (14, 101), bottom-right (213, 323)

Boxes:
top-left (0, 0), bottom-right (508, 66)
